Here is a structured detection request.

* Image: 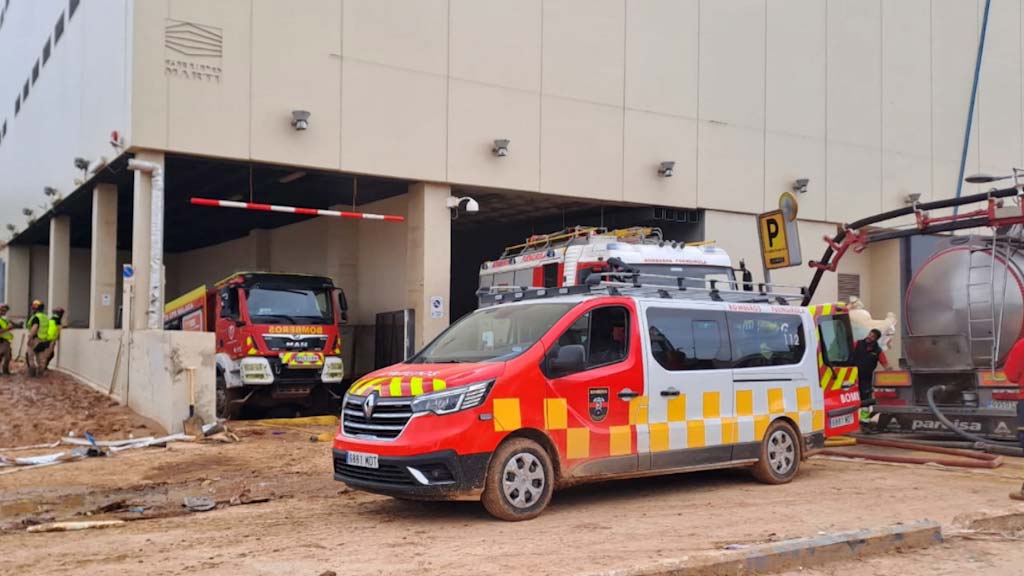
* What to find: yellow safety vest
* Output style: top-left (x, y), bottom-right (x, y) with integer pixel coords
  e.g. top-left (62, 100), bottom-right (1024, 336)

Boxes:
top-left (0, 317), bottom-right (11, 342)
top-left (33, 312), bottom-right (54, 342)
top-left (45, 317), bottom-right (60, 342)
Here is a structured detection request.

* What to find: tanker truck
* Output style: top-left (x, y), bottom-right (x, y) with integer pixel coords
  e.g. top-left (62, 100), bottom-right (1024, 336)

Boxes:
top-left (800, 173), bottom-right (1024, 441)
top-left (869, 235), bottom-right (1022, 439)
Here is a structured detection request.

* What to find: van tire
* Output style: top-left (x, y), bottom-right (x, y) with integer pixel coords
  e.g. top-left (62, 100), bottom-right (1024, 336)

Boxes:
top-left (481, 438), bottom-right (554, 521)
top-left (752, 419), bottom-right (801, 484)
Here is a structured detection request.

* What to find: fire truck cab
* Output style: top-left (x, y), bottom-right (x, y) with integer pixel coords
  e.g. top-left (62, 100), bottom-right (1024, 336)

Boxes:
top-left (333, 272), bottom-right (857, 521)
top-left (165, 272), bottom-right (348, 418)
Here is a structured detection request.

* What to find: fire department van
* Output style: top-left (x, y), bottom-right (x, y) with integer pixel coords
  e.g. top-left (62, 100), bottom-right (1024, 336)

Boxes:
top-left (333, 275), bottom-right (857, 520)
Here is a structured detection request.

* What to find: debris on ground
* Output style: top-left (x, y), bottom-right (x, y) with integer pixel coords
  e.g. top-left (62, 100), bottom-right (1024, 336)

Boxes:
top-left (183, 496), bottom-right (217, 512)
top-left (26, 520), bottom-right (125, 533)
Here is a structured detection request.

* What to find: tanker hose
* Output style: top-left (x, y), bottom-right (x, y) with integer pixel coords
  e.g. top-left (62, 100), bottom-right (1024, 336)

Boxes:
top-left (926, 385), bottom-right (1023, 455)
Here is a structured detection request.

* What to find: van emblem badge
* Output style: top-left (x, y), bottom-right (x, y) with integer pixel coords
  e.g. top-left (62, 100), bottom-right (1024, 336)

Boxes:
top-left (589, 388), bottom-right (609, 422)
top-left (363, 392), bottom-right (379, 419)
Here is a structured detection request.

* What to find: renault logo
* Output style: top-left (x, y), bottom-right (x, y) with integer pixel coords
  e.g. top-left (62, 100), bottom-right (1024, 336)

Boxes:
top-left (363, 392), bottom-right (378, 419)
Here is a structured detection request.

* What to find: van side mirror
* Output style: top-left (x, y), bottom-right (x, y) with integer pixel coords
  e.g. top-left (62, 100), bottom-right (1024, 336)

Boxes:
top-left (550, 344), bottom-right (586, 376)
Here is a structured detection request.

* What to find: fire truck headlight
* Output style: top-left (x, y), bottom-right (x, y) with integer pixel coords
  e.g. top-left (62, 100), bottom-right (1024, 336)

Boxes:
top-left (240, 357), bottom-right (273, 384)
top-left (321, 356), bottom-right (345, 383)
top-left (411, 380), bottom-right (494, 416)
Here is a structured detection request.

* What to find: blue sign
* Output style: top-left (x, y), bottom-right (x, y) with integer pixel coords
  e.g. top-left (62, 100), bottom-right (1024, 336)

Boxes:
top-left (122, 264), bottom-right (134, 279)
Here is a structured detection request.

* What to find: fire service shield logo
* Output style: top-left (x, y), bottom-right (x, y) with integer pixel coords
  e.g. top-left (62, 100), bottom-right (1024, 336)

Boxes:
top-left (589, 387), bottom-right (609, 422)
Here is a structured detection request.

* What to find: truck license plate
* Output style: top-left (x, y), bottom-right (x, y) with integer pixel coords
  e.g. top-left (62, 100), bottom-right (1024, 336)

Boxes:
top-left (990, 400), bottom-right (1018, 411)
top-left (829, 413), bottom-right (855, 428)
top-left (346, 451), bottom-right (379, 469)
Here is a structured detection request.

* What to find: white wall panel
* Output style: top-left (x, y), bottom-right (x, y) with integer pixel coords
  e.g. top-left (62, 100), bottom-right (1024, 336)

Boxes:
top-left (698, 121), bottom-right (764, 212)
top-left (341, 61), bottom-right (447, 182)
top-left (250, 0), bottom-right (341, 170)
top-left (449, 0), bottom-right (541, 91)
top-left (699, 0), bottom-right (765, 129)
top-left (448, 80), bottom-right (541, 191)
top-left (343, 0), bottom-right (448, 75)
top-left (828, 142), bottom-right (882, 222)
top-left (932, 0), bottom-right (979, 200)
top-left (978, 0), bottom-right (1022, 177)
top-left (542, 0), bottom-right (625, 106)
top-left (765, 132), bottom-right (825, 221)
top-left (623, 109), bottom-right (697, 208)
top-left (540, 96), bottom-right (623, 201)
top-left (625, 0), bottom-right (698, 118)
top-left (765, 0), bottom-right (826, 139)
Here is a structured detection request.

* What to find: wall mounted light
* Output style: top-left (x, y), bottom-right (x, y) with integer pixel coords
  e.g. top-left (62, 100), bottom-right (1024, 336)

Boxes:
top-left (658, 161), bottom-right (675, 178)
top-left (291, 110), bottom-right (311, 131)
top-left (792, 178), bottom-right (809, 194)
top-left (492, 139), bottom-right (510, 157)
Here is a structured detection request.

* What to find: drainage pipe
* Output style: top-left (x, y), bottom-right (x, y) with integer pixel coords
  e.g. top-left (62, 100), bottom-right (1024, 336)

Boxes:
top-left (127, 159), bottom-right (164, 330)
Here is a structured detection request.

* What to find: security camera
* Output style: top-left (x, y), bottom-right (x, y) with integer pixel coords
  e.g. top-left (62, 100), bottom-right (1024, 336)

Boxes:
top-left (43, 186), bottom-right (58, 197)
top-left (74, 157), bottom-right (90, 172)
top-left (905, 192), bottom-right (922, 205)
top-left (21, 208), bottom-right (33, 217)
top-left (291, 110), bottom-right (311, 131)
top-left (465, 198), bottom-right (480, 212)
top-left (658, 161), bottom-right (675, 178)
top-left (492, 139), bottom-right (510, 157)
top-left (793, 178), bottom-right (809, 194)
top-left (445, 196), bottom-right (481, 219)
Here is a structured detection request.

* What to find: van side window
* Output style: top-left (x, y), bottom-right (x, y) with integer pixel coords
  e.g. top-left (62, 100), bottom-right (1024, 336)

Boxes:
top-left (646, 308), bottom-right (730, 371)
top-left (728, 312), bottom-right (805, 368)
top-left (545, 306), bottom-right (630, 377)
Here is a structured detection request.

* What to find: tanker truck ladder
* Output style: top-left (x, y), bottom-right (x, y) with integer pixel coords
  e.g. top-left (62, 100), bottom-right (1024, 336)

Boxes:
top-left (966, 240), bottom-right (999, 370)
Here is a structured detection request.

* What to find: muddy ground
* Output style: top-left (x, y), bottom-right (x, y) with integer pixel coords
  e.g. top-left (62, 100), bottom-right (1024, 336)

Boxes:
top-left (2, 373), bottom-right (1024, 575)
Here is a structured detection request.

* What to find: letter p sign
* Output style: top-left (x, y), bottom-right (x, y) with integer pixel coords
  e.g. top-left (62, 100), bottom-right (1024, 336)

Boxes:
top-left (758, 210), bottom-right (791, 269)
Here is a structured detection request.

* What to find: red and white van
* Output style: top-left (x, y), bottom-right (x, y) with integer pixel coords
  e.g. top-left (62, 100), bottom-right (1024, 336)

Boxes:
top-left (333, 281), bottom-right (858, 520)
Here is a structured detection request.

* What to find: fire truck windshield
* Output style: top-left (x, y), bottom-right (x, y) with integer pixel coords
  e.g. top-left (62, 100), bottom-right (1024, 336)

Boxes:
top-left (411, 303), bottom-right (575, 364)
top-left (633, 264), bottom-right (736, 289)
top-left (246, 287), bottom-right (334, 325)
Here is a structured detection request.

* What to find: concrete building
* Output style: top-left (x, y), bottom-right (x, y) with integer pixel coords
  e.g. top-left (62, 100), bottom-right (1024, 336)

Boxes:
top-left (0, 0), bottom-right (1019, 428)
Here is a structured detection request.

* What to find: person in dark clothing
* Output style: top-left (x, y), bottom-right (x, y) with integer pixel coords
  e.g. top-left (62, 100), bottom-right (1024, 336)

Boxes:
top-left (851, 328), bottom-right (893, 403)
top-left (590, 320), bottom-right (627, 366)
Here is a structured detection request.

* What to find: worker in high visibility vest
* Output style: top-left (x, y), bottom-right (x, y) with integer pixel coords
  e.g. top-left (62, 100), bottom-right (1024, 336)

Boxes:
top-left (0, 303), bottom-right (13, 375)
top-left (35, 307), bottom-right (64, 373)
top-left (25, 300), bottom-right (51, 377)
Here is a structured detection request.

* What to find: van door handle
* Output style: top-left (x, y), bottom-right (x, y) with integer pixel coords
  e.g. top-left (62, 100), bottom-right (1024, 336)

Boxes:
top-left (617, 388), bottom-right (640, 400)
top-left (660, 388), bottom-right (680, 397)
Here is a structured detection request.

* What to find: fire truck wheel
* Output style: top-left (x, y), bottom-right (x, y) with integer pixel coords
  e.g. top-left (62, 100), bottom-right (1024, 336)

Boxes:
top-left (752, 419), bottom-right (801, 484)
top-left (215, 370), bottom-right (239, 420)
top-left (481, 438), bottom-right (554, 521)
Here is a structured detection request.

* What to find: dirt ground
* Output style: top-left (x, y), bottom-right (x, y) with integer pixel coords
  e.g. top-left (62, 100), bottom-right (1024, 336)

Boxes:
top-left (0, 368), bottom-right (161, 447)
top-left (3, 374), bottom-right (1024, 575)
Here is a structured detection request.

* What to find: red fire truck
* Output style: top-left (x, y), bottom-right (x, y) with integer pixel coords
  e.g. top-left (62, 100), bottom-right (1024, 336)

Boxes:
top-left (164, 272), bottom-right (348, 418)
top-left (479, 226), bottom-right (739, 292)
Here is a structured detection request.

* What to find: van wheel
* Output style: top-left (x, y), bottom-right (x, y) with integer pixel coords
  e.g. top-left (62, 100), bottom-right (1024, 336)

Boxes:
top-left (752, 420), bottom-right (801, 484)
top-left (481, 438), bottom-right (554, 521)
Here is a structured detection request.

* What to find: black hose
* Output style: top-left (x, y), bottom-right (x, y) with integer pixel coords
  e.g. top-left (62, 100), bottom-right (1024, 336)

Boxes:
top-left (925, 385), bottom-right (1023, 455)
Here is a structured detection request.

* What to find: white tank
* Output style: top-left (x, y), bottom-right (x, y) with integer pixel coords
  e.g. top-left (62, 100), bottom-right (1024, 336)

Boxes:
top-left (905, 240), bottom-right (1024, 367)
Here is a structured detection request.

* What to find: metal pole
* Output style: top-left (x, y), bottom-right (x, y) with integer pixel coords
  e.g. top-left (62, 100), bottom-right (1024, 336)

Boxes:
top-left (954, 0), bottom-right (993, 214)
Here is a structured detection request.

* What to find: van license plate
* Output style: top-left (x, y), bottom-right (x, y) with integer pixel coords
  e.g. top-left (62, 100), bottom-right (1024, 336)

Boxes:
top-left (829, 414), bottom-right (855, 428)
top-left (346, 451), bottom-right (379, 469)
top-left (990, 400), bottom-right (1018, 411)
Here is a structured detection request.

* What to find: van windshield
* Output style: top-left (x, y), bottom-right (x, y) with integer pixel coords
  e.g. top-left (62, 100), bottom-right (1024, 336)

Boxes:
top-left (411, 303), bottom-right (574, 364)
top-left (245, 287), bottom-right (334, 325)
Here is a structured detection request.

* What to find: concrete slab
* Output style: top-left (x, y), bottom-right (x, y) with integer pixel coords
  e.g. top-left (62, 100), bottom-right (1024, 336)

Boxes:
top-left (589, 520), bottom-right (942, 576)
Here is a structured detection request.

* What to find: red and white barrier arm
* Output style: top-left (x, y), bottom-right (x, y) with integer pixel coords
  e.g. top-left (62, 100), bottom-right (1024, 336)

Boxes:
top-left (190, 197), bottom-right (405, 222)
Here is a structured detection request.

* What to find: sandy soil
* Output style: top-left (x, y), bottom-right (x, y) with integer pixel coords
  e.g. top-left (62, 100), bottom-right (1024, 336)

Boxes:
top-left (2, 373), bottom-right (1024, 575)
top-left (781, 537), bottom-right (1024, 575)
top-left (0, 368), bottom-right (161, 447)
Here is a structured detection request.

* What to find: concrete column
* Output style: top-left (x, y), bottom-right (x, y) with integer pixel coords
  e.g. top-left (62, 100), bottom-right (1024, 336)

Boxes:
top-left (47, 215), bottom-right (71, 314)
top-left (131, 151), bottom-right (164, 330)
top-left (90, 184), bottom-right (118, 329)
top-left (405, 182), bottom-right (451, 350)
top-left (5, 245), bottom-right (31, 318)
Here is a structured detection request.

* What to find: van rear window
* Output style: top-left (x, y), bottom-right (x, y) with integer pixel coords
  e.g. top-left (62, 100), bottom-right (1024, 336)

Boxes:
top-left (728, 312), bottom-right (805, 368)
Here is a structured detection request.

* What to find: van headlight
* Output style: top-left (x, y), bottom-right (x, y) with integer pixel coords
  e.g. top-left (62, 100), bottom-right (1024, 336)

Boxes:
top-left (240, 357), bottom-right (273, 384)
top-left (321, 356), bottom-right (345, 383)
top-left (410, 380), bottom-right (494, 416)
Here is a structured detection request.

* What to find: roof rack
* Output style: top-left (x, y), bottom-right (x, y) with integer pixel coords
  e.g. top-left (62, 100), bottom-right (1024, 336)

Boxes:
top-left (499, 226), bottom-right (664, 258)
top-left (477, 271), bottom-right (806, 308)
